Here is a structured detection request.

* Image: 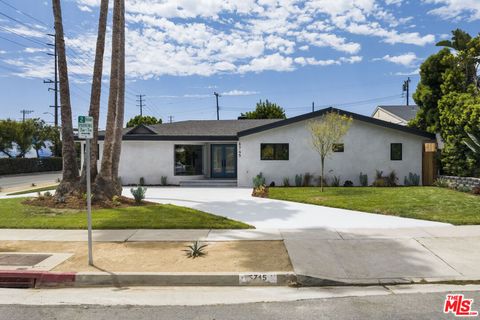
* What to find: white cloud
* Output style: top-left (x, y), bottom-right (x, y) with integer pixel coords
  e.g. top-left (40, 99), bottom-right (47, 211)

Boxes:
top-left (221, 90), bottom-right (259, 96)
top-left (374, 52), bottom-right (418, 66)
top-left (424, 0), bottom-right (480, 21)
top-left (394, 68), bottom-right (420, 76)
top-left (238, 53), bottom-right (294, 73)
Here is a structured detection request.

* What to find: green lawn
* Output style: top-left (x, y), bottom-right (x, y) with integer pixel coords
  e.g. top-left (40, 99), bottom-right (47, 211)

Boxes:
top-left (268, 187), bottom-right (480, 225)
top-left (0, 197), bottom-right (251, 229)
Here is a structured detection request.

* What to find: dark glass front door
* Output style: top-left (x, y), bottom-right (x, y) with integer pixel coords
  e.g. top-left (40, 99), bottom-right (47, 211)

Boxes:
top-left (211, 144), bottom-right (237, 178)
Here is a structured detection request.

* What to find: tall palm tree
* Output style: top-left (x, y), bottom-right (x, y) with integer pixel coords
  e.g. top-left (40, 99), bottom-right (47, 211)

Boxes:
top-left (80, 0), bottom-right (109, 188)
top-left (52, 0), bottom-right (79, 197)
top-left (94, 0), bottom-right (123, 201)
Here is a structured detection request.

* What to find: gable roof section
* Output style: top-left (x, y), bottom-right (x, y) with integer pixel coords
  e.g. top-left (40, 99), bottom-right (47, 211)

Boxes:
top-left (237, 107), bottom-right (435, 139)
top-left (373, 105), bottom-right (419, 122)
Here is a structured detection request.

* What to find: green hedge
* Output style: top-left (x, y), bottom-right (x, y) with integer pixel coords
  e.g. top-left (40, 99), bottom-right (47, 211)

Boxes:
top-left (0, 157), bottom-right (62, 175)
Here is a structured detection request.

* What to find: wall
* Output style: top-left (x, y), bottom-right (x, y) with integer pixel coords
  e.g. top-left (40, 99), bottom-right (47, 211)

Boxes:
top-left (439, 175), bottom-right (480, 189)
top-left (372, 109), bottom-right (406, 126)
top-left (237, 118), bottom-right (427, 187)
top-left (80, 140), bottom-right (236, 185)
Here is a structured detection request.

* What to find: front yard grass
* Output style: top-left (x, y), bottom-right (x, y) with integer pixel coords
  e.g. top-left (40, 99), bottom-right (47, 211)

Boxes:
top-left (268, 187), bottom-right (480, 225)
top-left (0, 197), bottom-right (251, 229)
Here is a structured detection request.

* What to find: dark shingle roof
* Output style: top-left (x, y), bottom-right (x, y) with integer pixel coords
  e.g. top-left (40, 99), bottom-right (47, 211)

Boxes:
top-left (376, 105), bottom-right (419, 122)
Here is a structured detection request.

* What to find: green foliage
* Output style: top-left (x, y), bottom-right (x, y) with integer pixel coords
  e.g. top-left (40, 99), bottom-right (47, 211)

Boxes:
top-left (0, 119), bottom-right (18, 157)
top-left (282, 177), bottom-right (290, 187)
top-left (359, 172), bottom-right (368, 187)
top-left (183, 241), bottom-right (208, 259)
top-left (240, 100), bottom-right (286, 119)
top-left (464, 132), bottom-right (480, 154)
top-left (130, 186), bottom-right (147, 204)
top-left (0, 157), bottom-right (63, 175)
top-left (331, 175), bottom-right (340, 187)
top-left (112, 195), bottom-right (121, 206)
top-left (404, 172), bottom-right (420, 186)
top-left (303, 172), bottom-right (313, 187)
top-left (44, 191), bottom-right (53, 198)
top-left (295, 174), bottom-right (303, 187)
top-left (126, 115), bottom-right (162, 128)
top-left (252, 172), bottom-right (266, 188)
top-left (373, 170), bottom-right (398, 187)
top-left (343, 180), bottom-right (354, 187)
top-left (434, 177), bottom-right (450, 188)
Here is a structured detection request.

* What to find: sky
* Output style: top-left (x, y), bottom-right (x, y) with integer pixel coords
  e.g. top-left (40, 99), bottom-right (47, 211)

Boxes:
top-left (0, 0), bottom-right (479, 128)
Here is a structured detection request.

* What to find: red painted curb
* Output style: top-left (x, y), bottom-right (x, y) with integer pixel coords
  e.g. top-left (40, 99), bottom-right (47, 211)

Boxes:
top-left (0, 270), bottom-right (76, 287)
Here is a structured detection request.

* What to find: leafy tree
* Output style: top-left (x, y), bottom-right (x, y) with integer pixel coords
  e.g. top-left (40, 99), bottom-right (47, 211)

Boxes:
top-left (126, 115), bottom-right (162, 127)
top-left (436, 28), bottom-right (472, 51)
top-left (240, 100), bottom-right (286, 119)
top-left (15, 120), bottom-right (36, 158)
top-left (308, 111), bottom-right (352, 191)
top-left (0, 119), bottom-right (17, 158)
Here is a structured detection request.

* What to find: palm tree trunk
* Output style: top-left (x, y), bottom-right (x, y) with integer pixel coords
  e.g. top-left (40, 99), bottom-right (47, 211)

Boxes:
top-left (80, 0), bottom-right (109, 189)
top-left (111, 0), bottom-right (125, 195)
top-left (52, 0), bottom-right (79, 198)
top-left (94, 0), bottom-right (122, 201)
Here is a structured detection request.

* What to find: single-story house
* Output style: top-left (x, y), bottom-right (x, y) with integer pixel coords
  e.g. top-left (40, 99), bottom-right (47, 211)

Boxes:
top-left (372, 105), bottom-right (420, 126)
top-left (78, 107), bottom-right (436, 187)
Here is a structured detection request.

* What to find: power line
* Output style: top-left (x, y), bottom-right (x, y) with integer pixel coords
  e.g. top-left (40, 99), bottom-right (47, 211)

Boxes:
top-left (0, 25), bottom-right (47, 46)
top-left (0, 0), bottom-right (49, 27)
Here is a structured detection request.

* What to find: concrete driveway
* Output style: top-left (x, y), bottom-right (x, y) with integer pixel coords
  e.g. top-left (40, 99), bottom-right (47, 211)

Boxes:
top-left (130, 187), bottom-right (450, 229)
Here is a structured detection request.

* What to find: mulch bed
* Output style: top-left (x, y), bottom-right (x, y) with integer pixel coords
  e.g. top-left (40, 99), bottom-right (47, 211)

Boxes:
top-left (23, 196), bottom-right (155, 210)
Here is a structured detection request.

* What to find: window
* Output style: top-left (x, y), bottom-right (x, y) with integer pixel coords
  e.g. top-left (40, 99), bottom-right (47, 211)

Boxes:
top-left (390, 143), bottom-right (402, 161)
top-left (332, 143), bottom-right (344, 152)
top-left (261, 143), bottom-right (289, 160)
top-left (175, 145), bottom-right (204, 175)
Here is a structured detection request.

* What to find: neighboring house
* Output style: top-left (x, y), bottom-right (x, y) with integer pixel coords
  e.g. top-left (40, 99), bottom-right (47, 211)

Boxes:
top-left (372, 105), bottom-right (419, 126)
top-left (78, 107), bottom-right (435, 187)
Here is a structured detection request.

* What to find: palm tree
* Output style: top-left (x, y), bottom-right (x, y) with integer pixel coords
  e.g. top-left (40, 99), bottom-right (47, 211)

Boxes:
top-left (94, 0), bottom-right (124, 201)
top-left (80, 0), bottom-right (109, 189)
top-left (464, 132), bottom-right (480, 154)
top-left (52, 0), bottom-right (79, 198)
top-left (436, 29), bottom-right (472, 51)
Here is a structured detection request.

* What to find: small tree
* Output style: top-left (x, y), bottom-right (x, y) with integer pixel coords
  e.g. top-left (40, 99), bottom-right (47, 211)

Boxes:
top-left (308, 111), bottom-right (352, 191)
top-left (0, 119), bottom-right (17, 158)
top-left (126, 115), bottom-right (162, 128)
top-left (240, 100), bottom-right (286, 119)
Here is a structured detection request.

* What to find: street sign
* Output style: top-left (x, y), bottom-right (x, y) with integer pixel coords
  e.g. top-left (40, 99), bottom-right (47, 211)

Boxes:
top-left (78, 116), bottom-right (94, 139)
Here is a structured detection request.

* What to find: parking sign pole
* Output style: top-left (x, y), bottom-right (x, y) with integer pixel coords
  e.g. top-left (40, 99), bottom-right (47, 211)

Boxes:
top-left (86, 138), bottom-right (93, 266)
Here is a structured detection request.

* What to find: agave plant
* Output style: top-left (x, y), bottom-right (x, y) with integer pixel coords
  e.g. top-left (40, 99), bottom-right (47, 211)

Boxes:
top-left (183, 241), bottom-right (208, 259)
top-left (463, 132), bottom-right (480, 154)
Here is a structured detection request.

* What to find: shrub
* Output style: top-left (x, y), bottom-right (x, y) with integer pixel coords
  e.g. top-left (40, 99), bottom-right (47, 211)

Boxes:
top-left (139, 177), bottom-right (145, 186)
top-left (373, 170), bottom-right (398, 187)
top-left (359, 172), bottom-right (368, 187)
top-left (183, 241), bottom-right (208, 259)
top-left (161, 176), bottom-right (168, 186)
top-left (303, 172), bottom-right (313, 187)
top-left (331, 175), bottom-right (341, 187)
top-left (0, 157), bottom-right (63, 175)
top-left (472, 186), bottom-right (480, 195)
top-left (343, 180), bottom-right (354, 187)
top-left (252, 172), bottom-right (266, 188)
top-left (44, 191), bottom-right (52, 197)
top-left (112, 195), bottom-right (121, 206)
top-left (130, 186), bottom-right (147, 204)
top-left (434, 177), bottom-right (450, 188)
top-left (269, 181), bottom-right (275, 187)
top-left (404, 172), bottom-right (420, 186)
top-left (456, 185), bottom-right (472, 193)
top-left (295, 174), bottom-right (303, 187)
top-left (252, 185), bottom-right (269, 198)
top-left (283, 177), bottom-right (290, 187)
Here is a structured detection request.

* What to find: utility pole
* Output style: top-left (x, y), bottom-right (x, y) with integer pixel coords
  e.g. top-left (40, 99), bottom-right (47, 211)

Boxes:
top-left (20, 109), bottom-right (34, 122)
top-left (214, 92), bottom-right (220, 120)
top-left (168, 116), bottom-right (174, 123)
top-left (44, 33), bottom-right (59, 127)
top-left (402, 77), bottom-right (411, 106)
top-left (136, 94), bottom-right (145, 116)
top-left (312, 101), bottom-right (315, 112)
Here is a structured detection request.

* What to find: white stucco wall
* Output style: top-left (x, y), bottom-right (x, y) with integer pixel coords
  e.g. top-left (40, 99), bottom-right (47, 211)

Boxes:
top-left (237, 118), bottom-right (426, 187)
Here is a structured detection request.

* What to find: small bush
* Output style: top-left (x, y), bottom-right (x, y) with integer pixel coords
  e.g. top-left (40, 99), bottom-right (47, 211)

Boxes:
top-left (331, 175), bottom-right (341, 187)
top-left (130, 186), bottom-right (147, 204)
top-left (434, 177), bottom-right (450, 188)
top-left (343, 180), bottom-right (354, 187)
top-left (139, 177), bottom-right (145, 186)
top-left (359, 172), bottom-right (368, 187)
top-left (283, 177), bottom-right (290, 187)
top-left (183, 241), bottom-right (208, 259)
top-left (404, 172), bottom-right (420, 186)
top-left (456, 185), bottom-right (472, 193)
top-left (161, 176), bottom-right (168, 186)
top-left (385, 171), bottom-right (398, 187)
top-left (269, 181), bottom-right (275, 187)
top-left (112, 195), bottom-right (121, 206)
top-left (252, 185), bottom-right (269, 198)
top-left (295, 174), bottom-right (303, 187)
top-left (252, 172), bottom-right (266, 188)
top-left (472, 186), bottom-right (480, 195)
top-left (44, 191), bottom-right (53, 197)
top-left (303, 173), bottom-right (313, 187)
top-left (373, 170), bottom-right (398, 187)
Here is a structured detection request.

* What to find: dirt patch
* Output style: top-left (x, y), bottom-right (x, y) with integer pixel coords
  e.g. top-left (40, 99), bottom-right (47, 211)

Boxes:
top-left (23, 195), bottom-right (155, 210)
top-left (0, 241), bottom-right (292, 273)
top-left (312, 196), bottom-right (328, 202)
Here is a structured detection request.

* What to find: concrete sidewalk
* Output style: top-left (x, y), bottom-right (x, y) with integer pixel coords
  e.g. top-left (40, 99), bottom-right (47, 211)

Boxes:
top-left (1, 226), bottom-right (480, 286)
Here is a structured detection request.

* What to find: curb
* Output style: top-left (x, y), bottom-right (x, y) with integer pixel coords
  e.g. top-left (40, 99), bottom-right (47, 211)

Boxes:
top-left (0, 270), bottom-right (75, 288)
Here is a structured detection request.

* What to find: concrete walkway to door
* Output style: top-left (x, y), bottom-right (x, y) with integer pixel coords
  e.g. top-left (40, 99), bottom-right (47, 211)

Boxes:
top-left (130, 187), bottom-right (450, 229)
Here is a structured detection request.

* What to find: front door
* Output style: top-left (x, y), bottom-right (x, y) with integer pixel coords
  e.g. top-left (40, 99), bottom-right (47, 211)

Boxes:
top-left (211, 144), bottom-right (237, 178)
